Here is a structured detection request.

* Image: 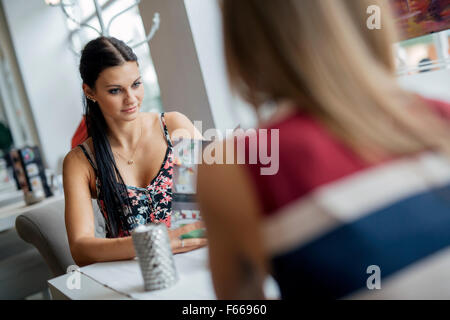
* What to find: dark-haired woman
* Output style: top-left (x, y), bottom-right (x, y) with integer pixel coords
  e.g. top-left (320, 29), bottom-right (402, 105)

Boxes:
top-left (63, 37), bottom-right (206, 267)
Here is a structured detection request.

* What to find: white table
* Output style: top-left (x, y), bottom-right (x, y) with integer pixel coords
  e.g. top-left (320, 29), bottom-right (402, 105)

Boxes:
top-left (0, 193), bottom-right (64, 232)
top-left (48, 248), bottom-right (280, 300)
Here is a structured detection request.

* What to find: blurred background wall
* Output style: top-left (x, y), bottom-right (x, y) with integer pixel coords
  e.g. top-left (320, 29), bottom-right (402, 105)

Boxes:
top-left (1, 0), bottom-right (83, 173)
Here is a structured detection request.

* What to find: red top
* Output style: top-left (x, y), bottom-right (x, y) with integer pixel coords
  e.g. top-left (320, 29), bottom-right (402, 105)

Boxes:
top-left (242, 97), bottom-right (450, 216)
top-left (71, 117), bottom-right (88, 149)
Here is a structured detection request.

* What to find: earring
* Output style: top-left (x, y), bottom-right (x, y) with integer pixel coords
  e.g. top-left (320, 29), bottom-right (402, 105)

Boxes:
top-left (87, 96), bottom-right (96, 103)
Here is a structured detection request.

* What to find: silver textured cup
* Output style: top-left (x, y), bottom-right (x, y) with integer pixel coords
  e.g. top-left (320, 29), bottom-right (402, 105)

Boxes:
top-left (131, 223), bottom-right (178, 291)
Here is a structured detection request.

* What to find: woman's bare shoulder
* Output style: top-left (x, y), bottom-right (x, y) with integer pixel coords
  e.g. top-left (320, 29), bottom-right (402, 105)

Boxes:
top-left (64, 145), bottom-right (84, 165)
top-left (63, 139), bottom-right (97, 198)
top-left (163, 111), bottom-right (190, 127)
top-left (63, 139), bottom-right (93, 178)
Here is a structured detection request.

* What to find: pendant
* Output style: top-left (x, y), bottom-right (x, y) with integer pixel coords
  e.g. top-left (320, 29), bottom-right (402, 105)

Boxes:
top-left (128, 160), bottom-right (134, 165)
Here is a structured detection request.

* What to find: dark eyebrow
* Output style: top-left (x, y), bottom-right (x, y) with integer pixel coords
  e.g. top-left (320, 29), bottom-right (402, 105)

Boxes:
top-left (105, 76), bottom-right (142, 88)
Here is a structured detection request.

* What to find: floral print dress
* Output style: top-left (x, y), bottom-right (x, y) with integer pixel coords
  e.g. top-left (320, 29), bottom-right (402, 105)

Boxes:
top-left (79, 113), bottom-right (174, 238)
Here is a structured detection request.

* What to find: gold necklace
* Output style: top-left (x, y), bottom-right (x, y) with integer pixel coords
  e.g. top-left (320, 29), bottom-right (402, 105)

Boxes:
top-left (113, 120), bottom-right (143, 165)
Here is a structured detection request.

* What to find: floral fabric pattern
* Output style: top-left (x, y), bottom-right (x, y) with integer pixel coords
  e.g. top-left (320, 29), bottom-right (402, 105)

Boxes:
top-left (117, 149), bottom-right (174, 237)
top-left (80, 113), bottom-right (173, 238)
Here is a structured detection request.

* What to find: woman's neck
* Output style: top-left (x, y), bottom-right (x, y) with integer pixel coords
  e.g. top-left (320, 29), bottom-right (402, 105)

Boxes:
top-left (105, 115), bottom-right (142, 150)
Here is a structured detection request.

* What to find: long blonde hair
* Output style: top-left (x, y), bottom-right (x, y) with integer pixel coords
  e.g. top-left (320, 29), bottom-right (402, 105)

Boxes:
top-left (222, 0), bottom-right (450, 162)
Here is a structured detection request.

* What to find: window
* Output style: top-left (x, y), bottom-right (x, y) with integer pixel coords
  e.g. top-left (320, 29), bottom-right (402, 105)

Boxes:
top-left (63, 0), bottom-right (162, 112)
top-left (0, 42), bottom-right (33, 151)
top-left (396, 30), bottom-right (450, 75)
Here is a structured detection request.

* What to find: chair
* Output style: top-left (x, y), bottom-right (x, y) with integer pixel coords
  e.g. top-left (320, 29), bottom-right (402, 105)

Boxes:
top-left (0, 228), bottom-right (50, 299)
top-left (15, 198), bottom-right (106, 278)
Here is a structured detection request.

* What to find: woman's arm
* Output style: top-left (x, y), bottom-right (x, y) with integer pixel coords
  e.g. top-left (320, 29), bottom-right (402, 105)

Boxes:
top-left (63, 148), bottom-right (136, 267)
top-left (197, 140), bottom-right (268, 299)
top-left (163, 111), bottom-right (207, 253)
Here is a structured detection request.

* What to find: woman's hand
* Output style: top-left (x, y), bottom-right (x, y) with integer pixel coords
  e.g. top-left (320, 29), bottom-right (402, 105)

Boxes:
top-left (168, 221), bottom-right (207, 254)
top-left (171, 238), bottom-right (208, 254)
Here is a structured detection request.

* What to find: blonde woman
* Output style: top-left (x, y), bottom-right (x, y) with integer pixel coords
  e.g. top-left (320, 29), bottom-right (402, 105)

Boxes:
top-left (197, 0), bottom-right (450, 299)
